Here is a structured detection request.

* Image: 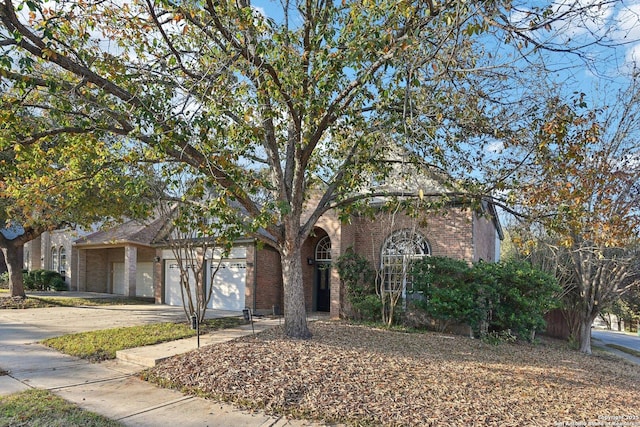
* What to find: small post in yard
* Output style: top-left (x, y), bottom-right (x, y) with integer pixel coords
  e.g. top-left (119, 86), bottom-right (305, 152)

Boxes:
top-left (191, 313), bottom-right (200, 348)
top-left (243, 307), bottom-right (254, 335)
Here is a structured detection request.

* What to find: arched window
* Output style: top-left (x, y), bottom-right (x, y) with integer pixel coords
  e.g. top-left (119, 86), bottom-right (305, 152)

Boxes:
top-left (59, 247), bottom-right (66, 277)
top-left (51, 247), bottom-right (58, 272)
top-left (381, 229), bottom-right (430, 297)
top-left (315, 236), bottom-right (332, 262)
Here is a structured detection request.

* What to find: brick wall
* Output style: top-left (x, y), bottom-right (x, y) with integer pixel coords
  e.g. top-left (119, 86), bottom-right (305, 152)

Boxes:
top-left (251, 206), bottom-right (486, 316)
top-left (253, 244), bottom-right (283, 313)
top-left (23, 235), bottom-right (41, 271)
top-left (21, 230), bottom-right (76, 286)
top-left (84, 249), bottom-right (109, 292)
top-left (349, 207), bottom-right (475, 266)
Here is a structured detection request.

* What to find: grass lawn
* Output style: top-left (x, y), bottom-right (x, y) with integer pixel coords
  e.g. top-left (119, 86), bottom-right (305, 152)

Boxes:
top-left (144, 321), bottom-right (640, 427)
top-left (0, 389), bottom-right (123, 426)
top-left (42, 317), bottom-right (243, 361)
top-left (0, 294), bottom-right (154, 309)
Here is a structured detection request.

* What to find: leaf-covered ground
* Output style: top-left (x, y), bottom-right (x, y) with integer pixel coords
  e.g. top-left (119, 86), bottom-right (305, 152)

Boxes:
top-left (145, 321), bottom-right (640, 426)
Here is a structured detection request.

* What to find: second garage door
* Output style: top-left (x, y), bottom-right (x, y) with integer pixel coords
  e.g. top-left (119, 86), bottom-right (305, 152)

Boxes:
top-left (112, 262), bottom-right (154, 297)
top-left (164, 258), bottom-right (246, 311)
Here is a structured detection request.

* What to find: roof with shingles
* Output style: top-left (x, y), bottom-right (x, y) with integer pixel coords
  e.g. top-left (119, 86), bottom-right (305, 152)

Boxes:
top-left (74, 216), bottom-right (168, 247)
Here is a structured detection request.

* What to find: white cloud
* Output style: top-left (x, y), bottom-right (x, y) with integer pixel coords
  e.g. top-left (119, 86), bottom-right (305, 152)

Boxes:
top-left (485, 139), bottom-right (504, 154)
top-left (611, 3), bottom-right (640, 43)
top-left (557, 0), bottom-right (616, 38)
top-left (624, 43), bottom-right (640, 70)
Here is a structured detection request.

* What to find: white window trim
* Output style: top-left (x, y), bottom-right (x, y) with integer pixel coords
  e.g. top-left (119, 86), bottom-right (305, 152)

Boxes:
top-left (315, 235), bottom-right (332, 262)
top-left (381, 229), bottom-right (430, 299)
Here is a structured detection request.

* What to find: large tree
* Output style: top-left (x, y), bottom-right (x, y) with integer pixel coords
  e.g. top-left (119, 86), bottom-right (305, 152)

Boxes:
top-left (511, 85), bottom-right (640, 354)
top-left (0, 0), bottom-right (629, 337)
top-left (0, 90), bottom-right (153, 297)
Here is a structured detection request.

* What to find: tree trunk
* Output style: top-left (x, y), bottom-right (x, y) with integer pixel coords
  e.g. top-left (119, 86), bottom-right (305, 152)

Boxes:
top-left (2, 244), bottom-right (25, 298)
top-left (281, 243), bottom-right (311, 339)
top-left (577, 313), bottom-right (595, 354)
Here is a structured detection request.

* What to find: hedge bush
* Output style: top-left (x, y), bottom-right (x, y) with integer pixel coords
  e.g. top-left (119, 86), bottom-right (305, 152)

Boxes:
top-left (335, 249), bottom-right (381, 321)
top-left (411, 256), bottom-right (483, 333)
top-left (23, 269), bottom-right (67, 291)
top-left (0, 272), bottom-right (8, 289)
top-left (411, 257), bottom-right (560, 341)
top-left (487, 260), bottom-right (560, 340)
top-left (337, 251), bottom-right (560, 341)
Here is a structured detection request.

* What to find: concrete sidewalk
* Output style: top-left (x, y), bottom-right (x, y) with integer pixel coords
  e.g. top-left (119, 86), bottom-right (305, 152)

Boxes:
top-left (0, 303), bottom-right (325, 426)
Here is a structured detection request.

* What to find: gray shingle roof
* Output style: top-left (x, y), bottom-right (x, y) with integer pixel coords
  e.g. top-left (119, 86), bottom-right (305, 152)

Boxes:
top-left (74, 216), bottom-right (168, 247)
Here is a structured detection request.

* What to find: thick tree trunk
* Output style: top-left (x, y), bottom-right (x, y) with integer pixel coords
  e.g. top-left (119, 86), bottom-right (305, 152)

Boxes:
top-left (577, 313), bottom-right (596, 354)
top-left (2, 244), bottom-right (25, 298)
top-left (281, 243), bottom-right (311, 339)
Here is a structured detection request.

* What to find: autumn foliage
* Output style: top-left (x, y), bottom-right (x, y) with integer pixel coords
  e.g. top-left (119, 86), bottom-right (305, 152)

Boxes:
top-left (511, 95), bottom-right (640, 353)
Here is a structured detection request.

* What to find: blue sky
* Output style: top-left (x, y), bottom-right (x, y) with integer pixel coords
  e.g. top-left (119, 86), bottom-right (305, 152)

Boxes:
top-left (249, 0), bottom-right (640, 99)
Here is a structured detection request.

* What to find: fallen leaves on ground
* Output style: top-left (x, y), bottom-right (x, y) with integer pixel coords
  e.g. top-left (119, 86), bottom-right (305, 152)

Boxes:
top-left (145, 321), bottom-right (640, 426)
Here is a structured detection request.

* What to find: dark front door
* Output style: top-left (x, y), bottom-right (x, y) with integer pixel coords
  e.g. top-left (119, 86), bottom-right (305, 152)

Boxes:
top-left (315, 262), bottom-right (331, 312)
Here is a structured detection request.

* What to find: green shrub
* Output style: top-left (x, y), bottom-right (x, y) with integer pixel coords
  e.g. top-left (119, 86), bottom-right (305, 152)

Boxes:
top-left (22, 269), bottom-right (66, 291)
top-left (336, 249), bottom-right (380, 321)
top-left (481, 330), bottom-right (517, 345)
top-left (0, 272), bottom-right (8, 288)
top-left (412, 257), bottom-right (488, 333)
top-left (353, 294), bottom-right (384, 321)
top-left (50, 276), bottom-right (68, 291)
top-left (410, 257), bottom-right (560, 341)
top-left (487, 259), bottom-right (561, 341)
top-left (23, 271), bottom-right (36, 290)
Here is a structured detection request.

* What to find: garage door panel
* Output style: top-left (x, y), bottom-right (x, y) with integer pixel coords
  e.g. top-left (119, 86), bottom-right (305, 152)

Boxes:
top-left (164, 258), bottom-right (246, 310)
top-left (136, 262), bottom-right (154, 298)
top-left (208, 260), bottom-right (246, 311)
top-left (113, 263), bottom-right (125, 295)
top-left (114, 262), bottom-right (154, 297)
top-left (164, 260), bottom-right (197, 307)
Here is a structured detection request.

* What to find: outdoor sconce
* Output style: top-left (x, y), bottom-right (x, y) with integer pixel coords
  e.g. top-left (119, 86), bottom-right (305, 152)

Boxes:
top-left (153, 256), bottom-right (161, 263)
top-left (307, 257), bottom-right (314, 265)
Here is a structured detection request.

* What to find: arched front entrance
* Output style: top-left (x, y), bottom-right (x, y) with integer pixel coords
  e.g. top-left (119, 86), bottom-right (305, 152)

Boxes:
top-left (314, 235), bottom-right (331, 312)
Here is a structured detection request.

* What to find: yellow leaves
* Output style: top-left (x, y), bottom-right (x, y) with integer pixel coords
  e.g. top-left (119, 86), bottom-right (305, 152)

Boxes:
top-left (559, 236), bottom-right (574, 248)
top-left (243, 107), bottom-right (254, 123)
top-left (41, 48), bottom-right (57, 60)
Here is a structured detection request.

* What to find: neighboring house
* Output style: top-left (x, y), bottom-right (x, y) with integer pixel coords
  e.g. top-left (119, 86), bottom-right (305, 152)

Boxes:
top-left (24, 154), bottom-right (503, 318)
top-left (23, 226), bottom-right (96, 287)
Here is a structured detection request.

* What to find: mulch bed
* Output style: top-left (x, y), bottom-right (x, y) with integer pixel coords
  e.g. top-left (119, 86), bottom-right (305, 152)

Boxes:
top-left (144, 321), bottom-right (640, 426)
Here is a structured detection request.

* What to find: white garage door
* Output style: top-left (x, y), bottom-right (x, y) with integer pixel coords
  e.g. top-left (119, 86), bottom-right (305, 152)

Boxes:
top-left (208, 260), bottom-right (247, 311)
top-left (113, 263), bottom-right (125, 295)
top-left (136, 262), bottom-right (154, 298)
top-left (164, 260), bottom-right (196, 307)
top-left (112, 262), bottom-right (155, 297)
top-left (164, 258), bottom-right (246, 311)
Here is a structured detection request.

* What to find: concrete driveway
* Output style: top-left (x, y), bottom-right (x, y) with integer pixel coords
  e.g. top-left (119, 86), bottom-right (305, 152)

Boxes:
top-left (0, 294), bottom-right (319, 426)
top-left (0, 292), bottom-right (242, 342)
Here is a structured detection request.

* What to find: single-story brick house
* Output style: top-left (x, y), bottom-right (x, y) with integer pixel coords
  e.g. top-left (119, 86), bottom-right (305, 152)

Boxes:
top-left (23, 199), bottom-right (502, 319)
top-left (24, 154), bottom-right (503, 318)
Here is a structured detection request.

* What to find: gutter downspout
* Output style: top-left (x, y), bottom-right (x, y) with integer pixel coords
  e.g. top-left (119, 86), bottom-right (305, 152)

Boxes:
top-left (252, 239), bottom-right (258, 312)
